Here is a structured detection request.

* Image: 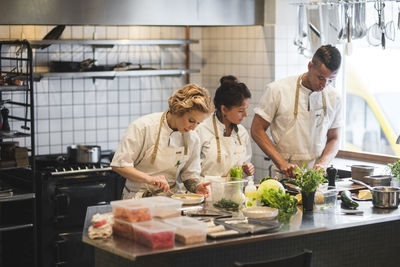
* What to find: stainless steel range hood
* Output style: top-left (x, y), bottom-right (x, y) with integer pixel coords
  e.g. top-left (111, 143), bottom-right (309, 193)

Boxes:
top-left (0, 0), bottom-right (264, 26)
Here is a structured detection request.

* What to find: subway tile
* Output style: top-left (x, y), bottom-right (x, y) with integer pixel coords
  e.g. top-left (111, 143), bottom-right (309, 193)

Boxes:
top-left (62, 131), bottom-right (74, 144)
top-left (49, 106), bottom-right (61, 119)
top-left (107, 104), bottom-right (119, 116)
top-left (49, 119), bottom-right (61, 132)
top-left (62, 118), bottom-right (73, 130)
top-left (85, 118), bottom-right (96, 130)
top-left (73, 118), bottom-right (85, 131)
top-left (85, 105), bottom-right (97, 117)
top-left (118, 103), bottom-right (130, 116)
top-left (108, 116), bottom-right (119, 128)
top-left (73, 130), bottom-right (86, 144)
top-left (118, 116), bottom-right (130, 128)
top-left (50, 132), bottom-right (62, 145)
top-left (72, 105), bottom-right (84, 117)
top-left (36, 120), bottom-right (50, 133)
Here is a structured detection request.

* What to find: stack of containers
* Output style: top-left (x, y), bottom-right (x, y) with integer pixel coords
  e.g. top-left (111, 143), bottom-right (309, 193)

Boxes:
top-left (111, 196), bottom-right (183, 249)
top-left (163, 216), bottom-right (207, 245)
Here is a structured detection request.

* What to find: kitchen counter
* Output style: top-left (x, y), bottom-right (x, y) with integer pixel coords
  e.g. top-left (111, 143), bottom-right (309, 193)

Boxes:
top-left (83, 201), bottom-right (400, 267)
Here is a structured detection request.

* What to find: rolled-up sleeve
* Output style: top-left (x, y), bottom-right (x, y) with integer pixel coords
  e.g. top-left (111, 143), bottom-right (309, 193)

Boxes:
top-left (253, 84), bottom-right (279, 124)
top-left (111, 122), bottom-right (145, 167)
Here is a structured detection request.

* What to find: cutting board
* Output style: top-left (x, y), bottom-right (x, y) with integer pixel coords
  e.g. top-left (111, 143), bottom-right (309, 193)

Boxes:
top-left (335, 178), bottom-right (366, 192)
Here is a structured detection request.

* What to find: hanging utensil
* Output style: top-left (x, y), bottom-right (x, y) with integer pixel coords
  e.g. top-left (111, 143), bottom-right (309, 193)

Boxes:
top-left (398, 2), bottom-right (400, 30)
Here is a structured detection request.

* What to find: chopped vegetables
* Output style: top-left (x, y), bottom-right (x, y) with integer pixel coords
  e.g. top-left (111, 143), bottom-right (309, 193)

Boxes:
top-left (213, 198), bottom-right (240, 211)
top-left (230, 167), bottom-right (243, 181)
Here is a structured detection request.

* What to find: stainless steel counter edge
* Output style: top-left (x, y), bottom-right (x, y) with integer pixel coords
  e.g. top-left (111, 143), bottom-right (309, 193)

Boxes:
top-left (82, 202), bottom-right (400, 261)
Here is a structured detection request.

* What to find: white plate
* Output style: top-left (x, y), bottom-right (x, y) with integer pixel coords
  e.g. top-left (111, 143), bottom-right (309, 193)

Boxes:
top-left (341, 209), bottom-right (364, 215)
top-left (171, 193), bottom-right (204, 205)
top-left (242, 206), bottom-right (279, 219)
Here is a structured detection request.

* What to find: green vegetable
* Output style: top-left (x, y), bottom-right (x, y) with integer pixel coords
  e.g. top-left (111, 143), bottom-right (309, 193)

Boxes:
top-left (259, 188), bottom-right (297, 214)
top-left (260, 176), bottom-right (274, 184)
top-left (340, 190), bottom-right (359, 210)
top-left (213, 198), bottom-right (239, 211)
top-left (294, 162), bottom-right (326, 194)
top-left (388, 160), bottom-right (400, 179)
top-left (229, 167), bottom-right (243, 181)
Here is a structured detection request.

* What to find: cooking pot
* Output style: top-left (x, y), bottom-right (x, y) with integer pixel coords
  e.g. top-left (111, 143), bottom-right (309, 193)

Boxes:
top-left (67, 145), bottom-right (101, 164)
top-left (351, 179), bottom-right (400, 209)
top-left (351, 165), bottom-right (374, 180)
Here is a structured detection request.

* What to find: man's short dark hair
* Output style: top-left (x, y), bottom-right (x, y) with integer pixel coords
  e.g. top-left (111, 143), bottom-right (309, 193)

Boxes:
top-left (312, 45), bottom-right (341, 72)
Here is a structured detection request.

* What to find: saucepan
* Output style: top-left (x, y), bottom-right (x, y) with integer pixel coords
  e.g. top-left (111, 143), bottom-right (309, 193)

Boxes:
top-left (67, 145), bottom-right (101, 164)
top-left (351, 179), bottom-right (400, 209)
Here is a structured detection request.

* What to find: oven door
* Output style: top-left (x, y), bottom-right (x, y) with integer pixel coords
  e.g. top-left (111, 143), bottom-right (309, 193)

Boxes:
top-left (54, 231), bottom-right (93, 267)
top-left (54, 179), bottom-right (113, 228)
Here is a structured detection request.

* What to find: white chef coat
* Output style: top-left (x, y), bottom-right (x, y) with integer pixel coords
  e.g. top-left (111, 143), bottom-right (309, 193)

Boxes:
top-left (111, 112), bottom-right (201, 198)
top-left (254, 75), bottom-right (342, 173)
top-left (196, 114), bottom-right (252, 177)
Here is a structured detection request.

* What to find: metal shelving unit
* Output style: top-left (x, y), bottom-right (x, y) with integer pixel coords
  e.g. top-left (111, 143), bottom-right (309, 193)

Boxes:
top-left (30, 39), bottom-right (199, 81)
top-left (0, 40), bottom-right (36, 267)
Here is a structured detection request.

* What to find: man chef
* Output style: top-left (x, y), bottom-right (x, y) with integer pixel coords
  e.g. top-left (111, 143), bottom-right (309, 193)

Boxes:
top-left (251, 45), bottom-right (342, 178)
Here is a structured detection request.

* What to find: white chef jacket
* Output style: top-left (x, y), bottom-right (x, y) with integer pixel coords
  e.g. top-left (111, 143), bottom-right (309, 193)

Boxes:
top-left (196, 115), bottom-right (252, 177)
top-left (254, 75), bottom-right (342, 169)
top-left (111, 112), bottom-right (201, 195)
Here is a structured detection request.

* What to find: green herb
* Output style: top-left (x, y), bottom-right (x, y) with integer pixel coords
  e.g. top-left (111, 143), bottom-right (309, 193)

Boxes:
top-left (259, 188), bottom-right (298, 214)
top-left (213, 198), bottom-right (239, 211)
top-left (229, 167), bottom-right (243, 181)
top-left (294, 162), bottom-right (326, 194)
top-left (388, 160), bottom-right (400, 180)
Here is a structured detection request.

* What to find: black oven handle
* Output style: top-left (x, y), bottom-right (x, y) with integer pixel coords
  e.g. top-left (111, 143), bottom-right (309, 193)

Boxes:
top-left (55, 235), bottom-right (68, 266)
top-left (54, 193), bottom-right (70, 221)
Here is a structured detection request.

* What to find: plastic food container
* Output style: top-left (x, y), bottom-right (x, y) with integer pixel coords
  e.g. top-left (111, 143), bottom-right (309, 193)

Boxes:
top-left (140, 196), bottom-right (182, 219)
top-left (113, 218), bottom-right (135, 240)
top-left (163, 216), bottom-right (207, 245)
top-left (211, 180), bottom-right (245, 210)
top-left (111, 199), bottom-right (153, 223)
top-left (132, 220), bottom-right (176, 249)
top-left (315, 186), bottom-right (338, 209)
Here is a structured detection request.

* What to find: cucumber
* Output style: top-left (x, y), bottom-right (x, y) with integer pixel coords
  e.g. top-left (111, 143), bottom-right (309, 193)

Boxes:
top-left (340, 190), bottom-right (359, 210)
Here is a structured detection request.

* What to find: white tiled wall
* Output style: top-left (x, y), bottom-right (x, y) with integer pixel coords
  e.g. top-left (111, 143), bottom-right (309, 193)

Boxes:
top-left (1, 1), bottom-right (309, 180)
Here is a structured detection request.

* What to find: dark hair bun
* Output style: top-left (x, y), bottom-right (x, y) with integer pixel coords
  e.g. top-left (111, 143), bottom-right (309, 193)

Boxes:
top-left (220, 75), bottom-right (238, 85)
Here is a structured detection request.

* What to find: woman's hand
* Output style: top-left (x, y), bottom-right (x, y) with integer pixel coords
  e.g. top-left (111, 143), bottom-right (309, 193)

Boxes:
top-left (149, 175), bottom-right (170, 192)
top-left (242, 162), bottom-right (255, 176)
top-left (195, 181), bottom-right (211, 198)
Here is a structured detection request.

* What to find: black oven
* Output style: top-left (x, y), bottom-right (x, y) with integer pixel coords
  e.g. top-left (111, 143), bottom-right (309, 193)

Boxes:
top-left (35, 154), bottom-right (125, 267)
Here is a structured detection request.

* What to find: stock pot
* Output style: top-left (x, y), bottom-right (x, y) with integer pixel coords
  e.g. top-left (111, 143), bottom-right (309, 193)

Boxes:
top-left (351, 179), bottom-right (400, 209)
top-left (67, 145), bottom-right (101, 164)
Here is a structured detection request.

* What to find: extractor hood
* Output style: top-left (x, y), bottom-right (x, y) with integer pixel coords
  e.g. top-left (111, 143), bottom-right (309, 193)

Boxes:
top-left (0, 0), bottom-right (264, 26)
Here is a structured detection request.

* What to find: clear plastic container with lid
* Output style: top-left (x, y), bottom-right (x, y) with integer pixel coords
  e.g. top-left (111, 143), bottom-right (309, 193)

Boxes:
top-left (163, 216), bottom-right (207, 244)
top-left (132, 220), bottom-right (176, 249)
top-left (113, 218), bottom-right (136, 240)
top-left (111, 199), bottom-right (154, 223)
top-left (140, 196), bottom-right (182, 219)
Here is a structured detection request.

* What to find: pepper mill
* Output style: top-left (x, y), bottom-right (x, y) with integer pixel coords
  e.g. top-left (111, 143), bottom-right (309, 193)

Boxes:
top-left (326, 165), bottom-right (337, 187)
top-left (1, 107), bottom-right (10, 132)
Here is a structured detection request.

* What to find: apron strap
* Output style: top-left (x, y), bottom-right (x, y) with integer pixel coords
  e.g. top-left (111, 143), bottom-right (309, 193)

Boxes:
top-left (151, 111), bottom-right (167, 164)
top-left (294, 74), bottom-right (327, 117)
top-left (294, 75), bottom-right (302, 118)
top-left (212, 114), bottom-right (222, 163)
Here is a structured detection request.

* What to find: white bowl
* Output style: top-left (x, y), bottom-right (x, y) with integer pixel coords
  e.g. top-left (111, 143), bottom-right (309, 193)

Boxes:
top-left (242, 206), bottom-right (278, 220)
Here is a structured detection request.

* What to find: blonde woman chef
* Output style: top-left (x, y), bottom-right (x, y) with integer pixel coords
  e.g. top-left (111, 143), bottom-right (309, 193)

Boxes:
top-left (111, 84), bottom-right (214, 199)
top-left (196, 76), bottom-right (254, 178)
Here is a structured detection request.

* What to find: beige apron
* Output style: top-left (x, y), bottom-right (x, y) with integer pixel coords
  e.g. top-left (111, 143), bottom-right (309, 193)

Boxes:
top-left (211, 114), bottom-right (246, 177)
top-left (123, 111), bottom-right (188, 199)
top-left (272, 74), bottom-right (330, 179)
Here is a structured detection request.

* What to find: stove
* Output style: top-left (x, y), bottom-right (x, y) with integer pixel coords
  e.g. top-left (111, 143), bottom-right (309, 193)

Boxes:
top-left (33, 154), bottom-right (125, 267)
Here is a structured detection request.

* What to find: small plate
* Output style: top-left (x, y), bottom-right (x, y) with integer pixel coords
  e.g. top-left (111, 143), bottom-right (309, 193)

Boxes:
top-left (171, 193), bottom-right (204, 205)
top-left (341, 209), bottom-right (364, 215)
top-left (242, 206), bottom-right (278, 220)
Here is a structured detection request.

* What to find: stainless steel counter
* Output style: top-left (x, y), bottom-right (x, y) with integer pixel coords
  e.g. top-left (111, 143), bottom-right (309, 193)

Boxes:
top-left (82, 200), bottom-right (400, 263)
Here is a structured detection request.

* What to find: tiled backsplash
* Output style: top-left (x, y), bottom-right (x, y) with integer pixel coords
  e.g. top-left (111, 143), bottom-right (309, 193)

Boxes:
top-left (1, 1), bottom-right (308, 179)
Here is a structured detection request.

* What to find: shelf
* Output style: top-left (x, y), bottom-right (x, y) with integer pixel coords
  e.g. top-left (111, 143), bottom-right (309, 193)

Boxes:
top-left (0, 85), bottom-right (29, 92)
top-left (0, 192), bottom-right (35, 203)
top-left (0, 223), bottom-right (34, 232)
top-left (34, 69), bottom-right (200, 81)
top-left (0, 130), bottom-right (30, 139)
top-left (30, 39), bottom-right (199, 48)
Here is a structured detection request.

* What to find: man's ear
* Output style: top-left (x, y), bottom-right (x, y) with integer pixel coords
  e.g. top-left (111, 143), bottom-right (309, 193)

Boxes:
top-left (308, 61), bottom-right (313, 71)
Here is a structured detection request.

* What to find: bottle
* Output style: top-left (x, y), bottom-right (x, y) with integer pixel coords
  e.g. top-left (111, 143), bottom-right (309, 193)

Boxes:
top-left (1, 107), bottom-right (10, 132)
top-left (245, 177), bottom-right (257, 207)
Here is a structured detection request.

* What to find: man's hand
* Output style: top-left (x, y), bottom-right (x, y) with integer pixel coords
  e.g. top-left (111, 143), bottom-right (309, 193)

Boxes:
top-left (195, 181), bottom-right (211, 198)
top-left (149, 175), bottom-right (170, 192)
top-left (242, 162), bottom-right (255, 176)
top-left (279, 162), bottom-right (297, 178)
